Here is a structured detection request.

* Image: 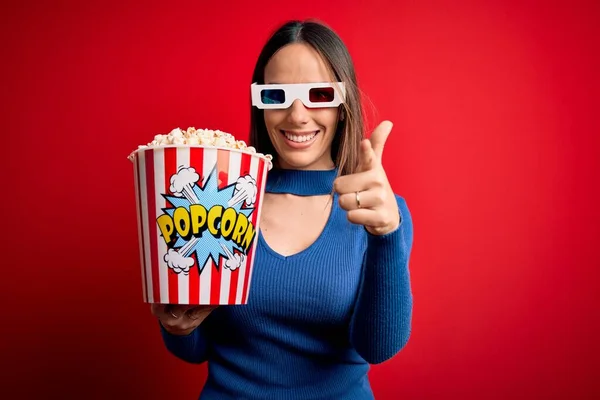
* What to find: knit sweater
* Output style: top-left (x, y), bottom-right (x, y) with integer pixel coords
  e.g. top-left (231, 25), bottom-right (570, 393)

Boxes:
top-left (160, 168), bottom-right (414, 400)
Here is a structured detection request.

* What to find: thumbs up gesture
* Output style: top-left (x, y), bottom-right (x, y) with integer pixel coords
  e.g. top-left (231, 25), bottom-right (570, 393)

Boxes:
top-left (333, 121), bottom-right (401, 236)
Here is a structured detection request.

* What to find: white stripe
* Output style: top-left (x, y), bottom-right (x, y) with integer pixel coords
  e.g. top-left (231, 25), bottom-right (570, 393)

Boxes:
top-left (154, 149), bottom-right (169, 303)
top-left (219, 151), bottom-right (242, 304)
top-left (134, 155), bottom-right (148, 302)
top-left (235, 155), bottom-right (259, 304)
top-left (200, 148), bottom-right (218, 304)
top-left (200, 258), bottom-right (212, 304)
top-left (202, 147), bottom-right (218, 187)
top-left (139, 152), bottom-right (154, 303)
top-left (244, 158), bottom-right (268, 303)
top-left (176, 148), bottom-right (191, 304)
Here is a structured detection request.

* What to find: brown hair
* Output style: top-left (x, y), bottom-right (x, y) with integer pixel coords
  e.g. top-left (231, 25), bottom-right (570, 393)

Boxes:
top-left (248, 19), bottom-right (365, 176)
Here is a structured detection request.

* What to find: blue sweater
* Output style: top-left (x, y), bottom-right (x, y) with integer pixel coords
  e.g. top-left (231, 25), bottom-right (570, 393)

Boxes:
top-left (160, 168), bottom-right (414, 400)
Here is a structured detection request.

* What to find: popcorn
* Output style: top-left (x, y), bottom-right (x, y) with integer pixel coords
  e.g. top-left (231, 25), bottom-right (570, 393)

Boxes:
top-left (128, 127), bottom-right (273, 169)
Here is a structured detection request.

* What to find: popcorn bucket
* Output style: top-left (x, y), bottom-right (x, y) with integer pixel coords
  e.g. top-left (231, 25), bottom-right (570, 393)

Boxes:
top-left (130, 145), bottom-right (269, 305)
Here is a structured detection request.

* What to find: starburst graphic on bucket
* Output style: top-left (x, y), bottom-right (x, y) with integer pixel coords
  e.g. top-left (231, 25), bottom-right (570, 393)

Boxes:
top-left (155, 164), bottom-right (257, 275)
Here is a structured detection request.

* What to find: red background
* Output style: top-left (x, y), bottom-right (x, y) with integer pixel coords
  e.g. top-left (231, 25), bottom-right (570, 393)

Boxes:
top-left (2, 0), bottom-right (599, 399)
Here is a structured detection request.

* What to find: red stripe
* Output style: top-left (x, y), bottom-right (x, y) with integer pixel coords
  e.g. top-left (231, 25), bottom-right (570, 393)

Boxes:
top-left (239, 152), bottom-right (252, 177)
top-left (217, 149), bottom-right (230, 190)
top-left (165, 148), bottom-right (179, 304)
top-left (227, 259), bottom-right (240, 304)
top-left (242, 157), bottom-right (265, 304)
top-left (136, 156), bottom-right (149, 302)
top-left (227, 153), bottom-right (251, 304)
top-left (210, 149), bottom-right (230, 304)
top-left (145, 150), bottom-right (161, 303)
top-left (210, 256), bottom-right (221, 305)
top-left (188, 148), bottom-right (202, 304)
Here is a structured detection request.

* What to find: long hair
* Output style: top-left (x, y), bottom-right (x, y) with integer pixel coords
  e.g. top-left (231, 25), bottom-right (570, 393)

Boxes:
top-left (248, 20), bottom-right (365, 176)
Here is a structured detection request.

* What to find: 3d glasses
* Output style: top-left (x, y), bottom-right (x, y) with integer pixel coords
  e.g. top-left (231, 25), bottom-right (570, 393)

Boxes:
top-left (251, 82), bottom-right (346, 109)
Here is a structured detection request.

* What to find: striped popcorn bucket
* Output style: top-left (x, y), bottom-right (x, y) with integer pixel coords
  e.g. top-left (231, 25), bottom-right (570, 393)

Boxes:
top-left (130, 145), bottom-right (269, 305)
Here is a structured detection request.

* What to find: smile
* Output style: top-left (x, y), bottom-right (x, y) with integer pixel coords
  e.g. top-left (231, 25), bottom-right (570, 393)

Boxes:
top-left (281, 130), bottom-right (319, 143)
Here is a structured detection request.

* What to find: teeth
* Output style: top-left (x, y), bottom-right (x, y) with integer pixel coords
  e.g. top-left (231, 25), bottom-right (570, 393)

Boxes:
top-left (284, 131), bottom-right (317, 143)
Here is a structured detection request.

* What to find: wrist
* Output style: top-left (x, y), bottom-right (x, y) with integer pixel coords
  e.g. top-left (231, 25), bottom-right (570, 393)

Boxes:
top-left (366, 212), bottom-right (401, 236)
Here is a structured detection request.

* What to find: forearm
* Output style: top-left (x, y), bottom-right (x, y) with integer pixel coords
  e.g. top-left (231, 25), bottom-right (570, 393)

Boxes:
top-left (159, 322), bottom-right (210, 364)
top-left (350, 196), bottom-right (414, 364)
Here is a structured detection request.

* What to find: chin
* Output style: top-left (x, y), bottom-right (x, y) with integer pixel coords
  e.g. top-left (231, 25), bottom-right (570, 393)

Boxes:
top-left (269, 129), bottom-right (335, 170)
top-left (277, 153), bottom-right (331, 170)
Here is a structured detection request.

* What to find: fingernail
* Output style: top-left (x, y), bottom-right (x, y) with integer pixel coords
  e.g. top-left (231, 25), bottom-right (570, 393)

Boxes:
top-left (165, 305), bottom-right (179, 319)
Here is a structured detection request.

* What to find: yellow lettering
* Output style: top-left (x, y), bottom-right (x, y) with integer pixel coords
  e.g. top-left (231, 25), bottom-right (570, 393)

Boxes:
top-left (173, 207), bottom-right (190, 238)
top-left (221, 208), bottom-right (237, 240)
top-left (190, 204), bottom-right (208, 237)
top-left (160, 204), bottom-right (257, 251)
top-left (157, 214), bottom-right (175, 244)
top-left (231, 212), bottom-right (248, 244)
top-left (241, 222), bottom-right (256, 252)
top-left (207, 205), bottom-right (223, 237)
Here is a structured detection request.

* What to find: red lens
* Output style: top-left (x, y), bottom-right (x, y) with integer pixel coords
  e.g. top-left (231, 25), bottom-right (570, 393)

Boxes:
top-left (309, 87), bottom-right (335, 103)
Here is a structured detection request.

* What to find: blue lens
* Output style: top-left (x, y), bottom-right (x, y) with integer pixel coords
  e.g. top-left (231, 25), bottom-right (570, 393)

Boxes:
top-left (261, 89), bottom-right (285, 104)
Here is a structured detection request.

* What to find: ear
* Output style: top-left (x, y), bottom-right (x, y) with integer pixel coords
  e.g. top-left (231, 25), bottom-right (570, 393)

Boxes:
top-left (339, 107), bottom-right (345, 121)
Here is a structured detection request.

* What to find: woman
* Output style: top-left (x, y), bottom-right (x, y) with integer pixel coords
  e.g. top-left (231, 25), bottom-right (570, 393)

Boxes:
top-left (151, 19), bottom-right (414, 399)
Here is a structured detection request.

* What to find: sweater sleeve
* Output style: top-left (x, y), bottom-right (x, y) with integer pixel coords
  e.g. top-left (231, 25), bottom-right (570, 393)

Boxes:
top-left (159, 318), bottom-right (212, 364)
top-left (349, 194), bottom-right (414, 364)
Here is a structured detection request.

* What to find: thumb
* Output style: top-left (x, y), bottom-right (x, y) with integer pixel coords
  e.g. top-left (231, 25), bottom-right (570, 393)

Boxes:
top-left (369, 120), bottom-right (393, 160)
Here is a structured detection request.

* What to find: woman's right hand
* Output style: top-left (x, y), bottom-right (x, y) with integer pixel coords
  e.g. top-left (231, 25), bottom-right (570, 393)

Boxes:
top-left (150, 304), bottom-right (218, 336)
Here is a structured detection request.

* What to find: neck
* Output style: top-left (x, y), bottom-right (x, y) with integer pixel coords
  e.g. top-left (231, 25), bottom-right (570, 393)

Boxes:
top-left (265, 167), bottom-right (339, 196)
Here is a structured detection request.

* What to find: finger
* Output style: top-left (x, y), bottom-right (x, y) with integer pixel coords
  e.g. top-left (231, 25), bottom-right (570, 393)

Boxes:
top-left (150, 303), bottom-right (166, 317)
top-left (160, 317), bottom-right (198, 334)
top-left (151, 304), bottom-right (180, 323)
top-left (338, 188), bottom-right (387, 211)
top-left (170, 304), bottom-right (201, 318)
top-left (369, 120), bottom-right (393, 160)
top-left (152, 304), bottom-right (195, 320)
top-left (186, 305), bottom-right (218, 320)
top-left (333, 170), bottom-right (376, 194)
top-left (357, 138), bottom-right (377, 172)
top-left (345, 208), bottom-right (389, 227)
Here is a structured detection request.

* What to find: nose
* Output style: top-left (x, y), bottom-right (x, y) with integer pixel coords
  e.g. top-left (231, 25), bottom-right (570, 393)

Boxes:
top-left (286, 99), bottom-right (310, 125)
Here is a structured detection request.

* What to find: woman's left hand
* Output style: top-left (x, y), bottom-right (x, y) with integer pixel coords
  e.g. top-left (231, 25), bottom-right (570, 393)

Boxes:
top-left (333, 120), bottom-right (401, 236)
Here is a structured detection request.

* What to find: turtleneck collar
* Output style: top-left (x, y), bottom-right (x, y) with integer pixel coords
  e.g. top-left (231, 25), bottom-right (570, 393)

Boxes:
top-left (265, 167), bottom-right (339, 196)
